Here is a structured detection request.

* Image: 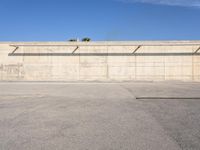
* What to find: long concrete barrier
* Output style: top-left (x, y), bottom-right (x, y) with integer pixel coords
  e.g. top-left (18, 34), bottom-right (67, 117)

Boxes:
top-left (0, 41), bottom-right (200, 81)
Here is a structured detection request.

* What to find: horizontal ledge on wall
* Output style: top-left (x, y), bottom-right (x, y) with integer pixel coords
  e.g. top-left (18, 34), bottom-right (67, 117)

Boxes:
top-left (8, 53), bottom-right (200, 56)
top-left (9, 44), bottom-right (200, 47)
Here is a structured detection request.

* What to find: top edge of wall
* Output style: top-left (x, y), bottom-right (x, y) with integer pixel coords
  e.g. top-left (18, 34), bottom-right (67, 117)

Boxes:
top-left (1, 40), bottom-right (200, 46)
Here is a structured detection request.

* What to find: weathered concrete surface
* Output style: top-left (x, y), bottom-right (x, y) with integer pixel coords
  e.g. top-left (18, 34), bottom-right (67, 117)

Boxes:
top-left (0, 41), bottom-right (200, 81)
top-left (0, 82), bottom-right (200, 150)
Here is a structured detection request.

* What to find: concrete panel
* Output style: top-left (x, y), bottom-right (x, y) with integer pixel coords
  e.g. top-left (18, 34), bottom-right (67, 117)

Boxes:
top-left (0, 41), bottom-right (200, 81)
top-left (1, 64), bottom-right (24, 81)
top-left (80, 56), bottom-right (107, 67)
top-left (108, 66), bottom-right (135, 80)
top-left (79, 66), bottom-right (107, 81)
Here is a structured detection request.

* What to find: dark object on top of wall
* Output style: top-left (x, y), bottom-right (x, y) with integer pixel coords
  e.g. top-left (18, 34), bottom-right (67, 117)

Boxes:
top-left (82, 38), bottom-right (91, 42)
top-left (69, 39), bottom-right (79, 42)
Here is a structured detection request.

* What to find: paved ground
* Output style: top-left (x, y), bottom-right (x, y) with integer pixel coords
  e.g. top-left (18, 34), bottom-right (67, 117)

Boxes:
top-left (0, 82), bottom-right (200, 150)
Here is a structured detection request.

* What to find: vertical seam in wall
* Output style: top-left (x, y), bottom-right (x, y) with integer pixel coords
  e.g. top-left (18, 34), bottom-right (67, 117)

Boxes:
top-left (106, 45), bottom-right (109, 80)
top-left (22, 46), bottom-right (25, 80)
top-left (135, 54), bottom-right (137, 80)
top-left (192, 46), bottom-right (194, 81)
top-left (49, 46), bottom-right (52, 80)
top-left (0, 64), bottom-right (3, 81)
top-left (164, 47), bottom-right (166, 80)
top-left (79, 46), bottom-right (80, 81)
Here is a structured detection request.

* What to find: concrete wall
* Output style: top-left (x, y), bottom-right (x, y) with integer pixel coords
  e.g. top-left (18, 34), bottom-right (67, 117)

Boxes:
top-left (0, 41), bottom-right (200, 81)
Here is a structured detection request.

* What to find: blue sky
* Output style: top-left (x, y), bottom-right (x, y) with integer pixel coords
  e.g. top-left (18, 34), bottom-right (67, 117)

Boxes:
top-left (0, 0), bottom-right (200, 41)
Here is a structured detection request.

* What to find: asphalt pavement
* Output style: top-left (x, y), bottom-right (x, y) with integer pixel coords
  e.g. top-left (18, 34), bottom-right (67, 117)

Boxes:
top-left (0, 82), bottom-right (200, 150)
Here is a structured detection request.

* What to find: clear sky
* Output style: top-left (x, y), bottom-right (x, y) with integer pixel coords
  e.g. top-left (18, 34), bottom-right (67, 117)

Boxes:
top-left (0, 0), bottom-right (200, 41)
